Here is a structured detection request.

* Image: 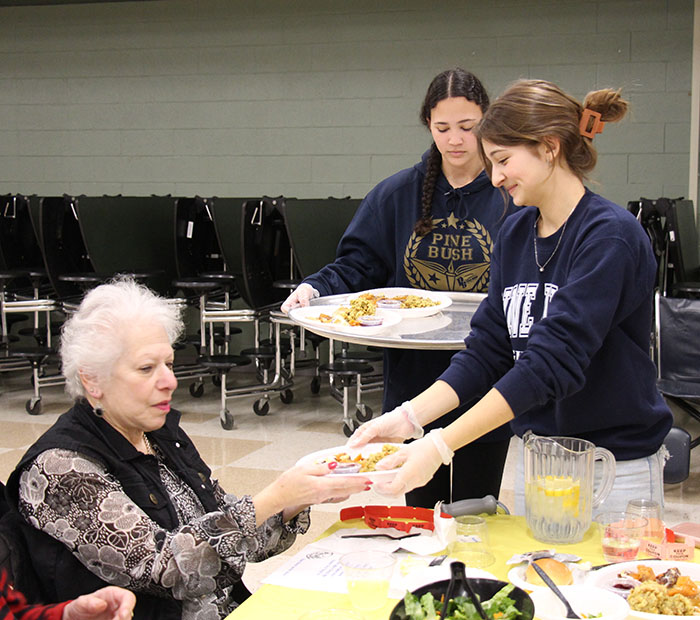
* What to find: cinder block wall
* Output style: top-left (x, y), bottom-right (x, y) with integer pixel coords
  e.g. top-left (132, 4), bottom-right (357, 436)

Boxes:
top-left (0, 0), bottom-right (693, 207)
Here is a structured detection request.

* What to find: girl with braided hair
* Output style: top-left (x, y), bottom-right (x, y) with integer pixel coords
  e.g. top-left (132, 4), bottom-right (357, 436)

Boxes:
top-left (282, 68), bottom-right (518, 508)
top-left (349, 79), bottom-right (672, 515)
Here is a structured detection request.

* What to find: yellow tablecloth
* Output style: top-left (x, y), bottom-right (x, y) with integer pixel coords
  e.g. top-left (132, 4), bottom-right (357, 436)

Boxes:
top-left (226, 513), bottom-right (623, 619)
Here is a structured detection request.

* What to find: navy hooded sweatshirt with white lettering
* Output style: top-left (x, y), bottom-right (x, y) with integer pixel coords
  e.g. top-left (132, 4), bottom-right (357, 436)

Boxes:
top-left (439, 189), bottom-right (672, 460)
top-left (304, 149), bottom-right (518, 437)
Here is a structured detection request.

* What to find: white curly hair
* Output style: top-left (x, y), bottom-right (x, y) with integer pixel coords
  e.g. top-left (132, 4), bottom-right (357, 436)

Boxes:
top-left (60, 276), bottom-right (184, 400)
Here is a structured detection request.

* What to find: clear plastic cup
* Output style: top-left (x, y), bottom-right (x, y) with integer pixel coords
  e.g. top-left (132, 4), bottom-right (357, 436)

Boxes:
top-left (339, 550), bottom-right (396, 612)
top-left (594, 511), bottom-right (648, 563)
top-left (626, 498), bottom-right (664, 541)
top-left (448, 515), bottom-right (495, 568)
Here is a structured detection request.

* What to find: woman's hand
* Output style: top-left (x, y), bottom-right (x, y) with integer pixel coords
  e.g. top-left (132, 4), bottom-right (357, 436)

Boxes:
top-left (372, 429), bottom-right (454, 497)
top-left (346, 401), bottom-right (423, 449)
top-left (255, 463), bottom-right (371, 525)
top-left (281, 283), bottom-right (319, 312)
top-left (62, 586), bottom-right (136, 620)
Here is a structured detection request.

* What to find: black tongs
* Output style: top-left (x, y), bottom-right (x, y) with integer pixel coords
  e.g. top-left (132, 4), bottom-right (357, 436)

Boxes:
top-left (443, 561), bottom-right (488, 620)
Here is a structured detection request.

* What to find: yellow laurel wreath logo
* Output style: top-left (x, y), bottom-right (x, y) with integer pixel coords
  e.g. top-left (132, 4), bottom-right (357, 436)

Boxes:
top-left (403, 218), bottom-right (492, 292)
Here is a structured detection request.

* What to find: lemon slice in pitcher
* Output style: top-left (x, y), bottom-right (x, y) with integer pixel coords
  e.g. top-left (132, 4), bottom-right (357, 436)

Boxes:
top-left (539, 475), bottom-right (581, 515)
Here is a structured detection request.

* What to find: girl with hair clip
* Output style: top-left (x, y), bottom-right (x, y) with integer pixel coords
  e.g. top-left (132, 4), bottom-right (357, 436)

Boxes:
top-left (349, 79), bottom-right (673, 514)
top-left (282, 68), bottom-right (518, 508)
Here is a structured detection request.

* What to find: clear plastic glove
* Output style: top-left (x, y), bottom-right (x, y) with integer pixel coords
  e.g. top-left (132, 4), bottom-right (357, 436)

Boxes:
top-left (62, 586), bottom-right (136, 620)
top-left (280, 283), bottom-right (319, 313)
top-left (346, 401), bottom-right (423, 449)
top-left (372, 429), bottom-right (454, 496)
top-left (273, 462), bottom-right (371, 508)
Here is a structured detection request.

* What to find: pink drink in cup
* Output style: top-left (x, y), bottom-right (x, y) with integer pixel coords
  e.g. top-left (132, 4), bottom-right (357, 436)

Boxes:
top-left (595, 512), bottom-right (648, 562)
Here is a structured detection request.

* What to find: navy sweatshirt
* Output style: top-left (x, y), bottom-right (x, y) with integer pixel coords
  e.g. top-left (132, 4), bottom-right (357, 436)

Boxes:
top-left (305, 149), bottom-right (518, 437)
top-left (439, 189), bottom-right (672, 460)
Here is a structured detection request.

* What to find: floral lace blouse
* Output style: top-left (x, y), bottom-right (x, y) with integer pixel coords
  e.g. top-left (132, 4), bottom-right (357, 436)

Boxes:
top-left (18, 446), bottom-right (310, 620)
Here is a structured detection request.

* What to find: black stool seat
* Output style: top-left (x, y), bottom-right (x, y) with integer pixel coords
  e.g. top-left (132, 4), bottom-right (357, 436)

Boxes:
top-left (25, 269), bottom-right (51, 293)
top-left (243, 341), bottom-right (292, 360)
top-left (241, 345), bottom-right (276, 360)
top-left (272, 278), bottom-right (301, 290)
top-left (26, 268), bottom-right (48, 280)
top-left (338, 349), bottom-right (383, 363)
top-left (58, 273), bottom-right (107, 292)
top-left (199, 272), bottom-right (236, 286)
top-left (172, 278), bottom-right (220, 292)
top-left (58, 273), bottom-right (106, 284)
top-left (9, 346), bottom-right (56, 364)
top-left (319, 359), bottom-right (373, 386)
top-left (198, 354), bottom-right (252, 372)
top-left (0, 270), bottom-right (26, 284)
top-left (126, 269), bottom-right (165, 283)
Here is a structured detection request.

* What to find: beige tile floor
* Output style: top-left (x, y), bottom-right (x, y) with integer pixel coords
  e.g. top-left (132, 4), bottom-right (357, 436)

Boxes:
top-left (0, 363), bottom-right (698, 594)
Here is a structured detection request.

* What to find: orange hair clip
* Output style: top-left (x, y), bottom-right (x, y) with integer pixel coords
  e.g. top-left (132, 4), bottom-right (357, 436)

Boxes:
top-left (579, 108), bottom-right (605, 138)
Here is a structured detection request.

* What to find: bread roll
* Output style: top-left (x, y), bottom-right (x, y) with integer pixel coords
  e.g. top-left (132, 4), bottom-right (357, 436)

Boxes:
top-left (525, 558), bottom-right (573, 586)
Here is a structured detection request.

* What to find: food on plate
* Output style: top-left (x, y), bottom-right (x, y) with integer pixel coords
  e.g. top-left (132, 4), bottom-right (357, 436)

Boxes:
top-left (365, 292), bottom-right (440, 309)
top-left (309, 291), bottom-right (441, 327)
top-left (608, 565), bottom-right (700, 615)
top-left (402, 583), bottom-right (524, 620)
top-left (312, 295), bottom-right (379, 326)
top-left (525, 558), bottom-right (573, 586)
top-left (323, 444), bottom-right (400, 472)
top-left (627, 581), bottom-right (695, 615)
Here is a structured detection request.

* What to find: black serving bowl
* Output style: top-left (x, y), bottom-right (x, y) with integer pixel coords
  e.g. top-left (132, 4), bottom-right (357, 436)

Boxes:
top-left (389, 577), bottom-right (535, 620)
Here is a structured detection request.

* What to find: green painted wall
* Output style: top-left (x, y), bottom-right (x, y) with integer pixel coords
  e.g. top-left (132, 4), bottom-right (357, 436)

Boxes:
top-left (0, 0), bottom-right (693, 207)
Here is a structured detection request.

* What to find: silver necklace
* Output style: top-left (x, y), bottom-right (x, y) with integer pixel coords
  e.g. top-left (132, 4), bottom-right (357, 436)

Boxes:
top-left (533, 206), bottom-right (577, 272)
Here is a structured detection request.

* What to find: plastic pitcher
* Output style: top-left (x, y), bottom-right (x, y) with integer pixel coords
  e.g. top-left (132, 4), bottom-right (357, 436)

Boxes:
top-left (524, 430), bottom-right (616, 543)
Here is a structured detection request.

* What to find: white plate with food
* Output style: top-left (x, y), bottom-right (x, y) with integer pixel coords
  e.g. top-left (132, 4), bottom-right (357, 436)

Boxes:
top-left (585, 560), bottom-right (700, 618)
top-left (346, 287), bottom-right (452, 318)
top-left (507, 557), bottom-right (587, 593)
top-left (296, 443), bottom-right (403, 481)
top-left (530, 584), bottom-right (630, 620)
top-left (289, 304), bottom-right (402, 336)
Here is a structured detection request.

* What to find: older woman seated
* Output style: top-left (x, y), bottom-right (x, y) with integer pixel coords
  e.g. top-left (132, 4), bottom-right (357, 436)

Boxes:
top-left (5, 278), bottom-right (370, 620)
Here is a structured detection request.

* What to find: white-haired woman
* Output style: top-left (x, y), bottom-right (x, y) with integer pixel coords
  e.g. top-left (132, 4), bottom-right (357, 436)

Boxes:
top-left (5, 278), bottom-right (370, 620)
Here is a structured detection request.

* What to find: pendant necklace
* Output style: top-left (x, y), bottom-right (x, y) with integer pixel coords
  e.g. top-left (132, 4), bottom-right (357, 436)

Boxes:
top-left (533, 204), bottom-right (577, 272)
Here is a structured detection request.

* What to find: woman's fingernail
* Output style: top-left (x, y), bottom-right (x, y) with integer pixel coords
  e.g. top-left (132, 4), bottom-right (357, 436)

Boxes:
top-left (327, 462), bottom-right (338, 470)
top-left (364, 485), bottom-right (371, 491)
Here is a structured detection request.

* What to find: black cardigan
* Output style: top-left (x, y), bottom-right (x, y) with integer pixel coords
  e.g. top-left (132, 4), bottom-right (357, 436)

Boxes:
top-left (5, 400), bottom-right (233, 620)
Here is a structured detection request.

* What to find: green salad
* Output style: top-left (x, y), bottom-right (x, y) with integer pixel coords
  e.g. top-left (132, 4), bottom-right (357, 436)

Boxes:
top-left (402, 583), bottom-right (524, 620)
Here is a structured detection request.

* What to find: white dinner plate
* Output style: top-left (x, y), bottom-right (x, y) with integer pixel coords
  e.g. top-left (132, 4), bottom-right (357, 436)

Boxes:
top-left (288, 304), bottom-right (402, 336)
top-left (585, 559), bottom-right (700, 620)
top-left (296, 443), bottom-right (403, 481)
top-left (507, 562), bottom-right (588, 593)
top-left (346, 287), bottom-right (452, 318)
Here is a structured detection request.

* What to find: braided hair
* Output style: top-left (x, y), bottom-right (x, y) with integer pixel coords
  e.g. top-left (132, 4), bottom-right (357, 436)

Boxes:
top-left (414, 68), bottom-right (490, 236)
